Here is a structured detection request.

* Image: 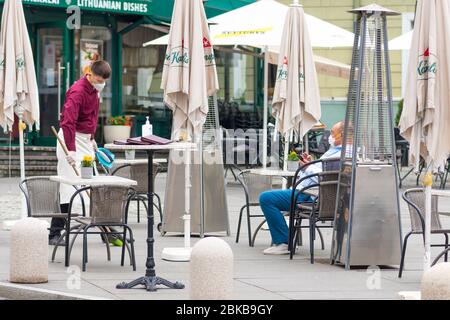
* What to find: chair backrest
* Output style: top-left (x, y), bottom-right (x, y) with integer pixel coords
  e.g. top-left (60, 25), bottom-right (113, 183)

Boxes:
top-left (89, 185), bottom-right (133, 224)
top-left (113, 162), bottom-right (160, 194)
top-left (317, 171), bottom-right (340, 219)
top-left (238, 170), bottom-right (272, 204)
top-left (403, 188), bottom-right (442, 232)
top-left (20, 176), bottom-right (60, 217)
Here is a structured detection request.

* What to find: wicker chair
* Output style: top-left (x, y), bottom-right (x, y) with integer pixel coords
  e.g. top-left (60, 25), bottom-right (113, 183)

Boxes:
top-left (399, 188), bottom-right (450, 277)
top-left (54, 185), bottom-right (136, 272)
top-left (112, 162), bottom-right (163, 229)
top-left (19, 176), bottom-right (86, 240)
top-left (235, 170), bottom-right (272, 247)
top-left (288, 158), bottom-right (340, 263)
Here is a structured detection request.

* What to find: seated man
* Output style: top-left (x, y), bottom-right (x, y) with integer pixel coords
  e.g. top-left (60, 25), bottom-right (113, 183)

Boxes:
top-left (259, 121), bottom-right (344, 255)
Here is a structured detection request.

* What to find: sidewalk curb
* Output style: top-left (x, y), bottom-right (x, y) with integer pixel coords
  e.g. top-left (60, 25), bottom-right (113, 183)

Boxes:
top-left (0, 282), bottom-right (109, 300)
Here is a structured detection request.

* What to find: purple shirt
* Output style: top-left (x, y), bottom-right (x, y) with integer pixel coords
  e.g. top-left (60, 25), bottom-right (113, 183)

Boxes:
top-left (60, 76), bottom-right (99, 151)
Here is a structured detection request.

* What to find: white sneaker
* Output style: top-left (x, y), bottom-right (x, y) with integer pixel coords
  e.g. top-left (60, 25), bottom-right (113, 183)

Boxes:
top-left (263, 243), bottom-right (289, 255)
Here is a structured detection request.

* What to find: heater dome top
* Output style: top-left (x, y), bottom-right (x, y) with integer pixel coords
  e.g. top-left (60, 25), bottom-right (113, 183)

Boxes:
top-left (349, 3), bottom-right (400, 16)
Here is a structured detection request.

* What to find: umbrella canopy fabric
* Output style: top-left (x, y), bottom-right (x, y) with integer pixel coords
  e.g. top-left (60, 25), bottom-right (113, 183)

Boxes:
top-left (161, 0), bottom-right (219, 139)
top-left (399, 0), bottom-right (450, 171)
top-left (0, 0), bottom-right (39, 131)
top-left (389, 30), bottom-right (413, 51)
top-left (272, 4), bottom-right (321, 137)
top-left (144, 0), bottom-right (354, 48)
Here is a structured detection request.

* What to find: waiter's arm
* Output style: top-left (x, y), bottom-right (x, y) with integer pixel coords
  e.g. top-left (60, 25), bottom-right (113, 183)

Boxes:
top-left (60, 93), bottom-right (82, 152)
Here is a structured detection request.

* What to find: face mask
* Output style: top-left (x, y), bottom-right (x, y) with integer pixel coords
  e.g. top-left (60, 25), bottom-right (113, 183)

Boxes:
top-left (93, 82), bottom-right (106, 93)
top-left (328, 135), bottom-right (336, 147)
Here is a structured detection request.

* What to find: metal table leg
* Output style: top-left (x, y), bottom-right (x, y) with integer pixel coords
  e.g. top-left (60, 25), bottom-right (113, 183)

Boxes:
top-left (117, 150), bottom-right (184, 291)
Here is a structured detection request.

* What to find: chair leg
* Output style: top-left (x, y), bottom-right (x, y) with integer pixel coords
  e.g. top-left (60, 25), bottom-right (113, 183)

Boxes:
top-left (235, 205), bottom-right (245, 243)
top-left (290, 228), bottom-right (296, 260)
top-left (399, 232), bottom-right (412, 278)
top-left (121, 228), bottom-right (127, 266)
top-left (64, 220), bottom-right (71, 267)
top-left (98, 226), bottom-right (111, 261)
top-left (245, 205), bottom-right (253, 247)
top-left (154, 193), bottom-right (163, 224)
top-left (309, 218), bottom-right (315, 264)
top-left (82, 227), bottom-right (90, 272)
top-left (126, 226), bottom-right (137, 271)
top-left (68, 226), bottom-right (85, 262)
top-left (52, 225), bottom-right (81, 262)
top-left (444, 233), bottom-right (449, 262)
top-left (297, 219), bottom-right (303, 246)
top-left (251, 219), bottom-right (267, 247)
top-left (317, 227), bottom-right (325, 250)
top-left (432, 247), bottom-right (450, 267)
top-left (137, 199), bottom-right (140, 223)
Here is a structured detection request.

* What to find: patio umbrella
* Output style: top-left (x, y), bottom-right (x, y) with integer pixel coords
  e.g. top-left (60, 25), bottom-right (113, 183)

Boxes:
top-left (0, 0), bottom-right (40, 219)
top-left (161, 0), bottom-right (219, 140)
top-left (160, 0), bottom-right (219, 260)
top-left (145, 0), bottom-right (354, 48)
top-left (399, 0), bottom-right (450, 270)
top-left (272, 1), bottom-right (321, 173)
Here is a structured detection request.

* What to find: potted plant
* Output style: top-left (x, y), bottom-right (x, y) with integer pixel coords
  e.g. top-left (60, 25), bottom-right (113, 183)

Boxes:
top-left (103, 116), bottom-right (132, 144)
top-left (287, 151), bottom-right (300, 171)
top-left (80, 155), bottom-right (94, 179)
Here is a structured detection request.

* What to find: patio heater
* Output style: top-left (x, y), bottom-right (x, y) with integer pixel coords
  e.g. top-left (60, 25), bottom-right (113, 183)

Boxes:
top-left (331, 4), bottom-right (402, 268)
top-left (163, 95), bottom-right (229, 237)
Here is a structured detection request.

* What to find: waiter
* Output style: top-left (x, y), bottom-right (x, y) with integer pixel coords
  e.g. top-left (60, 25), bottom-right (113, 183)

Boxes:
top-left (49, 60), bottom-right (111, 245)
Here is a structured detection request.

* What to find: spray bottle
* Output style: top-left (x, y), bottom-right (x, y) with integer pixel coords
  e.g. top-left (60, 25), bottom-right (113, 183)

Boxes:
top-left (142, 116), bottom-right (153, 136)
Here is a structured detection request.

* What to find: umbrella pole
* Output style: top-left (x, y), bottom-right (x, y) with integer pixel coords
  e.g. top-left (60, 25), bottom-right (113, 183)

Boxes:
top-left (423, 168), bottom-right (433, 271)
top-left (184, 143), bottom-right (191, 249)
top-left (263, 46), bottom-right (269, 168)
top-left (282, 131), bottom-right (289, 189)
top-left (16, 105), bottom-right (27, 219)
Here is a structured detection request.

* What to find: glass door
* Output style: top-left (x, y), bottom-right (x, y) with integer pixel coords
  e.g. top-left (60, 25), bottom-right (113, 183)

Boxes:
top-left (34, 23), bottom-right (71, 146)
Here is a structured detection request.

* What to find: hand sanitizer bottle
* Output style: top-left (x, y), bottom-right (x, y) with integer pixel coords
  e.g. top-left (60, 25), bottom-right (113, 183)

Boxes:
top-left (142, 116), bottom-right (153, 136)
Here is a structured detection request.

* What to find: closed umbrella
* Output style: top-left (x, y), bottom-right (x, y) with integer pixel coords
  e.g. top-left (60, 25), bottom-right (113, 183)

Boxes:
top-left (0, 0), bottom-right (40, 220)
top-left (160, 0), bottom-right (219, 260)
top-left (399, 0), bottom-right (450, 270)
top-left (272, 1), bottom-right (321, 173)
top-left (161, 0), bottom-right (219, 140)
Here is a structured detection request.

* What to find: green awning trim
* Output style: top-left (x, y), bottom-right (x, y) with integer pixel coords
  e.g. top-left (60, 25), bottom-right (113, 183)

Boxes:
top-left (149, 0), bottom-right (255, 23)
top-left (0, 0), bottom-right (152, 16)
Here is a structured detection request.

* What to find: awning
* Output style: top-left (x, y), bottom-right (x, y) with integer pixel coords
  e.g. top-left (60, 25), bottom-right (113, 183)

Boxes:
top-left (0, 0), bottom-right (152, 16)
top-left (149, 0), bottom-right (256, 22)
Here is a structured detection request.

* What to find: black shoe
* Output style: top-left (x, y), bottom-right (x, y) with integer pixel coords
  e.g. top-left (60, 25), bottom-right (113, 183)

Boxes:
top-left (49, 235), bottom-right (65, 246)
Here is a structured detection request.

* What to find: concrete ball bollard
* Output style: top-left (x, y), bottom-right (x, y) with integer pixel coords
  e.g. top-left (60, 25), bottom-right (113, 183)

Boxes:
top-left (190, 237), bottom-right (233, 300)
top-left (10, 218), bottom-right (49, 284)
top-left (421, 263), bottom-right (450, 300)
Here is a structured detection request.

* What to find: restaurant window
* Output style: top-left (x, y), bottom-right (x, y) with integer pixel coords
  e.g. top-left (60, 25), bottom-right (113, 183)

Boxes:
top-left (74, 26), bottom-right (113, 117)
top-left (215, 50), bottom-right (276, 130)
top-left (122, 25), bottom-right (166, 113)
top-left (121, 25), bottom-right (170, 137)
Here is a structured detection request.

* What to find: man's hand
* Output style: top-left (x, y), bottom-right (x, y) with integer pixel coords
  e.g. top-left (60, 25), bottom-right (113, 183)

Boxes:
top-left (298, 153), bottom-right (312, 167)
top-left (66, 151), bottom-right (77, 166)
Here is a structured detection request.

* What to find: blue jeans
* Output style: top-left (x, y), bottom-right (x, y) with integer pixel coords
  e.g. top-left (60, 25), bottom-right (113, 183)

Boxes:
top-left (259, 189), bottom-right (311, 245)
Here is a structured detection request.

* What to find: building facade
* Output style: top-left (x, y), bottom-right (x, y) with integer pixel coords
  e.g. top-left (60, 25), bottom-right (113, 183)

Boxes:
top-left (0, 0), bottom-right (416, 147)
top-left (0, 0), bottom-right (254, 146)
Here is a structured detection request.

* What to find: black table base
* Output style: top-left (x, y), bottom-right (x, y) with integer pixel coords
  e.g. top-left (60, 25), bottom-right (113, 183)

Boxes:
top-left (116, 276), bottom-right (184, 292)
top-left (116, 149), bottom-right (184, 292)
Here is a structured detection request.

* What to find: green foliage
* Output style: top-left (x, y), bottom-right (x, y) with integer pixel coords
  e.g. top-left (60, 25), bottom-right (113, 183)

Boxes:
top-left (107, 116), bottom-right (132, 126)
top-left (287, 151), bottom-right (300, 161)
top-left (395, 99), bottom-right (404, 127)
